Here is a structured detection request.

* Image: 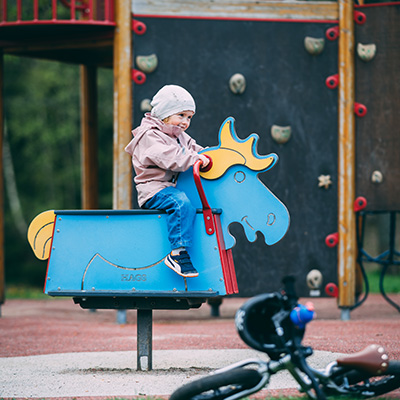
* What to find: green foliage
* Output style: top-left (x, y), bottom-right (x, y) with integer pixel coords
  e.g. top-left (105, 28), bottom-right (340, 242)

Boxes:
top-left (5, 57), bottom-right (81, 212)
top-left (4, 55), bottom-right (113, 287)
top-left (4, 1), bottom-right (75, 22)
top-left (5, 284), bottom-right (48, 299)
top-left (367, 268), bottom-right (400, 294)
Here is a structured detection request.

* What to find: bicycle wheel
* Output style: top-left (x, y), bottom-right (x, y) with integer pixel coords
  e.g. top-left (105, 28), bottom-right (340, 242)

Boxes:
top-left (333, 361), bottom-right (400, 398)
top-left (169, 367), bottom-right (263, 400)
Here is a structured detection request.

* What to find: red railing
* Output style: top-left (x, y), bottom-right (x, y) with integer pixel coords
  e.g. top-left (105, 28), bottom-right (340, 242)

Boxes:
top-left (0, 0), bottom-right (114, 26)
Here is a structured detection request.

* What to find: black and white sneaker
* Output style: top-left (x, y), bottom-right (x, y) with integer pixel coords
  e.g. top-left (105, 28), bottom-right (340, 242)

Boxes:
top-left (165, 251), bottom-right (199, 277)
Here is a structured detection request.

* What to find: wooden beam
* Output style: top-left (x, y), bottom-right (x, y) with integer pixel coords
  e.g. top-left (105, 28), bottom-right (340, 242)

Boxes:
top-left (3, 35), bottom-right (114, 53)
top-left (337, 0), bottom-right (356, 314)
top-left (132, 0), bottom-right (338, 21)
top-left (0, 50), bottom-right (4, 306)
top-left (80, 65), bottom-right (99, 210)
top-left (113, 0), bottom-right (132, 210)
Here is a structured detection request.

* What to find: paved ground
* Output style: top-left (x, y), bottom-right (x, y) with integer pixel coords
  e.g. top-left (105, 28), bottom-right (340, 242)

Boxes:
top-left (0, 293), bottom-right (399, 399)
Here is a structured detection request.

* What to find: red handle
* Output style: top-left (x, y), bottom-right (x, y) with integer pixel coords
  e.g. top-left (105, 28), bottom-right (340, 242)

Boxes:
top-left (193, 160), bottom-right (215, 235)
top-left (200, 154), bottom-right (213, 172)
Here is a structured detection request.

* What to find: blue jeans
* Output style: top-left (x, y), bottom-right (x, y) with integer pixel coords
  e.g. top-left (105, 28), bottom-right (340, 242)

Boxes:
top-left (143, 187), bottom-right (196, 249)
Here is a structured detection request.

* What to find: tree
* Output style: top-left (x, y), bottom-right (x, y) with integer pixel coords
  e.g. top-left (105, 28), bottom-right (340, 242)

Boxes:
top-left (3, 56), bottom-right (113, 286)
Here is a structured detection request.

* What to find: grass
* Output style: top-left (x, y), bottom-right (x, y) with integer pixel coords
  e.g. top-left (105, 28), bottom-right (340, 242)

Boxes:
top-left (366, 268), bottom-right (400, 294)
top-left (5, 284), bottom-right (49, 299)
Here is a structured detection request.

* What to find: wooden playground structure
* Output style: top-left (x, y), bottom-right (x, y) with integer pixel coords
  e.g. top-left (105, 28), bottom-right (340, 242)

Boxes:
top-left (0, 0), bottom-right (399, 322)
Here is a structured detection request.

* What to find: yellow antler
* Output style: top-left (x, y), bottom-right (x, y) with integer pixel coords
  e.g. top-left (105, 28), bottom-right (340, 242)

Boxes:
top-left (201, 118), bottom-right (275, 180)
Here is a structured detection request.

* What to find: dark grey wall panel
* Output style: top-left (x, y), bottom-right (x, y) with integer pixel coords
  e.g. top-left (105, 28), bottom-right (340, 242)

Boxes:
top-left (355, 5), bottom-right (400, 211)
top-left (132, 17), bottom-right (338, 296)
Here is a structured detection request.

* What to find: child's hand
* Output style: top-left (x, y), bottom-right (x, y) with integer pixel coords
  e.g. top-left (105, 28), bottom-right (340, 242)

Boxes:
top-left (199, 154), bottom-right (210, 167)
top-left (199, 154), bottom-right (212, 172)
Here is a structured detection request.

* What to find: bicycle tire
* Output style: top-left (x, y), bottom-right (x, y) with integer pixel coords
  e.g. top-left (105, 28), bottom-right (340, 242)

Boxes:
top-left (334, 361), bottom-right (400, 398)
top-left (169, 367), bottom-right (263, 400)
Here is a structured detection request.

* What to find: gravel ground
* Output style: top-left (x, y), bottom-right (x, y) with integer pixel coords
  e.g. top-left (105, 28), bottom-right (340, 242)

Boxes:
top-left (0, 294), bottom-right (399, 399)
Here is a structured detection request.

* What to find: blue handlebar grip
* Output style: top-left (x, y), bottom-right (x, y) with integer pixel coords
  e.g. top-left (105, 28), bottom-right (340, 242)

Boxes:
top-left (290, 303), bottom-right (315, 329)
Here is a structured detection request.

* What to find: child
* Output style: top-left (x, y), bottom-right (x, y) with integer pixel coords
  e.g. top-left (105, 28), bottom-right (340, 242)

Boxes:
top-left (125, 85), bottom-right (210, 278)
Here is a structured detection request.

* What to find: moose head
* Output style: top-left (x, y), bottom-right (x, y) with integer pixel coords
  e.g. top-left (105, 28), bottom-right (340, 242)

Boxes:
top-left (177, 117), bottom-right (290, 250)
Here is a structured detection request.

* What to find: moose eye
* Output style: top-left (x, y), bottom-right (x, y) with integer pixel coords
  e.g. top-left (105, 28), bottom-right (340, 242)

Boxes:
top-left (234, 171), bottom-right (246, 183)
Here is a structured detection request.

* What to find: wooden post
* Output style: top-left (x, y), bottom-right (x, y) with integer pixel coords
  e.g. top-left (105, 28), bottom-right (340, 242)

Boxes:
top-left (80, 65), bottom-right (99, 210)
top-left (0, 50), bottom-right (4, 309)
top-left (113, 0), bottom-right (133, 352)
top-left (337, 0), bottom-right (356, 319)
top-left (113, 0), bottom-right (132, 210)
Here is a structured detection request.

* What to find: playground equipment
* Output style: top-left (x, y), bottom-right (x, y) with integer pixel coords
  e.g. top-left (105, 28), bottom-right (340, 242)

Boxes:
top-left (325, 199), bottom-right (400, 315)
top-left (130, 2), bottom-right (400, 321)
top-left (1, 0), bottom-right (399, 320)
top-left (28, 117), bottom-right (290, 370)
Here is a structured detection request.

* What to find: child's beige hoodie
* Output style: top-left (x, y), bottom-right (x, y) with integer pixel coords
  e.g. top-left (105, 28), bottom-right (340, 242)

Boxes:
top-left (125, 114), bottom-right (204, 207)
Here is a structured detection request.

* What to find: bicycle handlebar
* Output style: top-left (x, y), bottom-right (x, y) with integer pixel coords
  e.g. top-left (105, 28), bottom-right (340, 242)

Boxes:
top-left (282, 276), bottom-right (298, 305)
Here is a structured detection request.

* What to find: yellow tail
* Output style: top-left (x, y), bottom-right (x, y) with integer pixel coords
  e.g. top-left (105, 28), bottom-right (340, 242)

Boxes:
top-left (27, 210), bottom-right (55, 260)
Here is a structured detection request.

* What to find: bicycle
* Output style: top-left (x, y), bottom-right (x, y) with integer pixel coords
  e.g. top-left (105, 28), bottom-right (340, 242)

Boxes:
top-left (169, 276), bottom-right (400, 400)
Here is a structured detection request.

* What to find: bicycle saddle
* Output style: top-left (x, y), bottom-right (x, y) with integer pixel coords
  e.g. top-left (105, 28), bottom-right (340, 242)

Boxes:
top-left (336, 344), bottom-right (389, 375)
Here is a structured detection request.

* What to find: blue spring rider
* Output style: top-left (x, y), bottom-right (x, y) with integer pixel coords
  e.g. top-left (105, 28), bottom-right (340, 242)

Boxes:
top-left (28, 117), bottom-right (290, 304)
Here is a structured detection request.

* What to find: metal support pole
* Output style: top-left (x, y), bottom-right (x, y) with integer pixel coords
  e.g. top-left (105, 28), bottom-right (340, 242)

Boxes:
top-left (137, 309), bottom-right (153, 371)
top-left (338, 0), bottom-right (356, 318)
top-left (116, 309), bottom-right (127, 324)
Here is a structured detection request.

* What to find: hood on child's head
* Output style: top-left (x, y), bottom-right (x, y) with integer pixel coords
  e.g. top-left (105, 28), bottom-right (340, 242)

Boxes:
top-left (125, 114), bottom-right (184, 155)
top-left (150, 85), bottom-right (196, 121)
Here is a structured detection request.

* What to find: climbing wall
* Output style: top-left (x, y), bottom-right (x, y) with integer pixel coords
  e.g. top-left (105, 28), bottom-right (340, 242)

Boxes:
top-left (355, 4), bottom-right (400, 211)
top-left (131, 16), bottom-right (339, 296)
